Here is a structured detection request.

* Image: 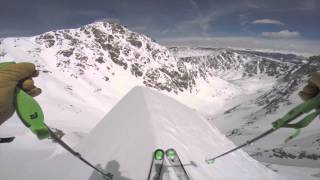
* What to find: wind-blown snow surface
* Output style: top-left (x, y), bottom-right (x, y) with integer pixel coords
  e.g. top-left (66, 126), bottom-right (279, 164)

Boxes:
top-left (6, 87), bottom-right (283, 180)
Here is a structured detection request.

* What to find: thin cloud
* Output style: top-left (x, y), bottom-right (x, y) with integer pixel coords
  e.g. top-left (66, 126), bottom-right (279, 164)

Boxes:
top-left (161, 11), bottom-right (220, 37)
top-left (188, 0), bottom-right (202, 13)
top-left (162, 4), bottom-right (246, 37)
top-left (252, 19), bottom-right (285, 26)
top-left (262, 30), bottom-right (300, 38)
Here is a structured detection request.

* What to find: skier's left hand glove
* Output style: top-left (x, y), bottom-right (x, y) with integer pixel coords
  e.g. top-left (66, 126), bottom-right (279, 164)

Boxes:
top-left (299, 71), bottom-right (320, 101)
top-left (0, 62), bottom-right (41, 125)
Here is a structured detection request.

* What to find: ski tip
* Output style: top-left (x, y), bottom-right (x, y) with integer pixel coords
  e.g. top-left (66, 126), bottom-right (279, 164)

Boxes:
top-left (154, 149), bottom-right (165, 160)
top-left (166, 148), bottom-right (177, 159)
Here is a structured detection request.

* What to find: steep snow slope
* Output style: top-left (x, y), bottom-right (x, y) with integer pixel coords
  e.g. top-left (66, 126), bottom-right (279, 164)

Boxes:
top-left (6, 87), bottom-right (284, 180)
top-left (76, 87), bottom-right (284, 180)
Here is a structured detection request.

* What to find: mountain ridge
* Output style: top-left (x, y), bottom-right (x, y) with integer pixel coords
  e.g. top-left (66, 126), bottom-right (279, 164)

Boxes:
top-left (1, 21), bottom-right (301, 96)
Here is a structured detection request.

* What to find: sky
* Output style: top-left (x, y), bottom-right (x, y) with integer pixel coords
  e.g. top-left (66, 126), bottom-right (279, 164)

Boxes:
top-left (0, 0), bottom-right (319, 54)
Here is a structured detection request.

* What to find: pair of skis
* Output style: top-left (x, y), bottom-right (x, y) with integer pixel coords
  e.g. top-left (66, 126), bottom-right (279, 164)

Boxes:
top-left (148, 148), bottom-right (190, 180)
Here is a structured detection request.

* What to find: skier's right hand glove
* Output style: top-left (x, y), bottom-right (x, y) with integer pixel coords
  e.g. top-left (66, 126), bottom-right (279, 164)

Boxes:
top-left (299, 71), bottom-right (320, 101)
top-left (0, 62), bottom-right (41, 125)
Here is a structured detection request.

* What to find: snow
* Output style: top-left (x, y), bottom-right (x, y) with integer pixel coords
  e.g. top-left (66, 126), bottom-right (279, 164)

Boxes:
top-left (170, 47), bottom-right (220, 58)
top-left (0, 22), bottom-right (316, 180)
top-left (61, 87), bottom-right (285, 179)
top-left (207, 76), bottom-right (320, 179)
top-left (268, 164), bottom-right (320, 180)
top-left (0, 87), bottom-right (285, 180)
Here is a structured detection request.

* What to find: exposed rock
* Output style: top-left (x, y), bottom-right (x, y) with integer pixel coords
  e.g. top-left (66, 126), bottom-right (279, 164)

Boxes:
top-left (95, 57), bottom-right (105, 64)
top-left (127, 33), bottom-right (142, 48)
top-left (58, 48), bottom-right (75, 57)
top-left (131, 63), bottom-right (143, 77)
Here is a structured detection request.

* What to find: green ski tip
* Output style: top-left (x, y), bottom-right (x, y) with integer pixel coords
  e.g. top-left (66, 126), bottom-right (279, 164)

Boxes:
top-left (166, 149), bottom-right (177, 159)
top-left (155, 149), bottom-right (165, 160)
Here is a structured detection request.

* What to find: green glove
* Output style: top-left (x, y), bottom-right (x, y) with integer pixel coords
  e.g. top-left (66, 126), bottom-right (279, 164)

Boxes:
top-left (0, 62), bottom-right (41, 125)
top-left (299, 71), bottom-right (320, 101)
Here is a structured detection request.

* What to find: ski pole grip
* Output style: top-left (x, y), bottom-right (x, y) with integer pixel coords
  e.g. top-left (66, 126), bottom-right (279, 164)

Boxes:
top-left (0, 62), bottom-right (49, 140)
top-left (272, 96), bottom-right (320, 129)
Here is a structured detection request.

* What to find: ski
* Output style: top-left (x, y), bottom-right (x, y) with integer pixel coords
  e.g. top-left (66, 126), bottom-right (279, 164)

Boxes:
top-left (166, 148), bottom-right (190, 180)
top-left (0, 137), bottom-right (15, 143)
top-left (148, 149), bottom-right (165, 180)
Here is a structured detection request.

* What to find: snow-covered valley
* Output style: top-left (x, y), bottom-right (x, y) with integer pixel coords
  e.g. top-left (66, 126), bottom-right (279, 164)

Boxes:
top-left (0, 21), bottom-right (319, 180)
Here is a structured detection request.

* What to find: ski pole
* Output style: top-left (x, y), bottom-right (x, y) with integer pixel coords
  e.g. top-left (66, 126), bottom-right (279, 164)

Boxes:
top-left (0, 62), bottom-right (113, 180)
top-left (206, 95), bottom-right (320, 164)
top-left (206, 128), bottom-right (275, 164)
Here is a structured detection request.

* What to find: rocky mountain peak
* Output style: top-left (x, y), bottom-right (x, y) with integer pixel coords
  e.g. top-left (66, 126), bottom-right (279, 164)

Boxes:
top-left (34, 21), bottom-right (175, 81)
top-left (1, 21), bottom-right (307, 96)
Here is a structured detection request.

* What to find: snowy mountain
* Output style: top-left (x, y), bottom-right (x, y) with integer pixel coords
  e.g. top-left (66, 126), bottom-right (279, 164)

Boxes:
top-left (0, 20), bottom-right (319, 179)
top-left (0, 21), bottom-right (299, 96)
top-left (0, 21), bottom-right (302, 125)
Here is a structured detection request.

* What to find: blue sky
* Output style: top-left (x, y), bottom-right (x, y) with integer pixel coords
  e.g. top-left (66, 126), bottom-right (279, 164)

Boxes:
top-left (0, 0), bottom-right (319, 53)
